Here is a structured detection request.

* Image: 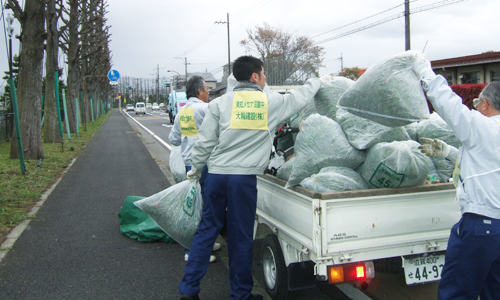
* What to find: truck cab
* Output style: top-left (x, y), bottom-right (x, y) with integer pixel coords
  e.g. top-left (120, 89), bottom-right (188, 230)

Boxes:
top-left (168, 92), bottom-right (188, 123)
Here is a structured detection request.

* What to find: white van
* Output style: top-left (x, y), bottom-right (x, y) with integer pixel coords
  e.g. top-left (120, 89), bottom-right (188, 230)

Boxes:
top-left (135, 102), bottom-right (146, 115)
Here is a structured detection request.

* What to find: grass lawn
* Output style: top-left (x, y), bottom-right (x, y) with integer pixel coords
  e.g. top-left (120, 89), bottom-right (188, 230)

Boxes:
top-left (0, 111), bottom-right (111, 246)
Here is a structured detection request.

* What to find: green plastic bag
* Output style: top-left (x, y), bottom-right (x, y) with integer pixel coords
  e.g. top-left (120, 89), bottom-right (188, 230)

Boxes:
top-left (118, 195), bottom-right (175, 243)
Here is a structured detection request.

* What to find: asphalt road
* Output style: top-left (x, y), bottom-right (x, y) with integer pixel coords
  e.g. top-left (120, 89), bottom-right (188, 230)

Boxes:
top-left (0, 108), bottom-right (441, 300)
top-left (0, 109), bottom-right (231, 300)
top-left (128, 108), bottom-right (442, 300)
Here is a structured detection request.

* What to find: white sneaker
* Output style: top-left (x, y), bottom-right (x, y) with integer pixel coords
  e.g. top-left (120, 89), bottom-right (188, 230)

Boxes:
top-left (212, 243), bottom-right (221, 252)
top-left (184, 253), bottom-right (216, 263)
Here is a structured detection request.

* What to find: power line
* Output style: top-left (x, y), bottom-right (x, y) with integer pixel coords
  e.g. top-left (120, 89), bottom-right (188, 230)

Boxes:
top-left (185, 24), bottom-right (222, 55)
top-left (311, 2), bottom-right (405, 39)
top-left (315, 0), bottom-right (468, 45)
top-left (182, 1), bottom-right (273, 56)
top-left (209, 65), bottom-right (224, 75)
top-left (232, 0), bottom-right (273, 20)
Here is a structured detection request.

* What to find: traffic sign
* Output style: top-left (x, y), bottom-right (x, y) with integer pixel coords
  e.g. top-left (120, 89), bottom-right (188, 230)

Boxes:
top-left (108, 70), bottom-right (120, 82)
top-left (117, 92), bottom-right (122, 97)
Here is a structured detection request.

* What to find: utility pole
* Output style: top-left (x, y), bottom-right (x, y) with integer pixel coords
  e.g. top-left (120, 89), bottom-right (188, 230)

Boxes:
top-left (175, 56), bottom-right (189, 88)
top-left (215, 13), bottom-right (231, 79)
top-left (337, 53), bottom-right (344, 74)
top-left (156, 64), bottom-right (160, 102)
top-left (226, 13), bottom-right (231, 75)
top-left (405, 0), bottom-right (411, 51)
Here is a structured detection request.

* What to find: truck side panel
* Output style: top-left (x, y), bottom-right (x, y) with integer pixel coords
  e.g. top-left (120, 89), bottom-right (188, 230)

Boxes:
top-left (322, 189), bottom-right (460, 263)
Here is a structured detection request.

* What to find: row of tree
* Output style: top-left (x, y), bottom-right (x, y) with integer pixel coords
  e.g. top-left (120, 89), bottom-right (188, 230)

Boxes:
top-left (6, 0), bottom-right (112, 160)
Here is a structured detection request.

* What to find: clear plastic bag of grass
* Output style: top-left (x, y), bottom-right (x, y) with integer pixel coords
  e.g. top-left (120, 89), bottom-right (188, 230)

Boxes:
top-left (358, 140), bottom-right (431, 188)
top-left (286, 114), bottom-right (366, 188)
top-left (276, 157), bottom-right (295, 181)
top-left (336, 108), bottom-right (410, 150)
top-left (314, 77), bottom-right (354, 120)
top-left (300, 166), bottom-right (368, 193)
top-left (170, 145), bottom-right (187, 183)
top-left (134, 179), bottom-right (202, 249)
top-left (405, 122), bottom-right (419, 141)
top-left (337, 51), bottom-right (430, 127)
top-left (417, 112), bottom-right (462, 148)
top-left (289, 100), bottom-right (317, 142)
top-left (290, 100), bottom-right (316, 128)
top-left (431, 156), bottom-right (455, 183)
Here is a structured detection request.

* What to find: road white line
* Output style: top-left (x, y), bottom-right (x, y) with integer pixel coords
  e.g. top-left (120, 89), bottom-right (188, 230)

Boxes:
top-left (124, 111), bottom-right (172, 150)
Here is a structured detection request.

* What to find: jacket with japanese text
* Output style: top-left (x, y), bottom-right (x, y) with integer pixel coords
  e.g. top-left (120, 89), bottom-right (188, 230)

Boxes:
top-left (190, 78), bottom-right (322, 175)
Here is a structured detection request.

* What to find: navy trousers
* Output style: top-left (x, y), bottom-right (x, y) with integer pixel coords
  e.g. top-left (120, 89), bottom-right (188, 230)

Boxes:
top-left (438, 213), bottom-right (500, 300)
top-left (178, 173), bottom-right (257, 300)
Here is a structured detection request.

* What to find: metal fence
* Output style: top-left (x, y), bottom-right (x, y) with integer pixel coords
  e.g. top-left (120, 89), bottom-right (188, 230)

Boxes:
top-left (262, 56), bottom-right (316, 86)
top-left (0, 112), bottom-right (13, 142)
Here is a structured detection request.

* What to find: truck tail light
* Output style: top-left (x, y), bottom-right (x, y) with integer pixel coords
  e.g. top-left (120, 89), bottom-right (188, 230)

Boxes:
top-left (328, 261), bottom-right (375, 284)
top-left (328, 266), bottom-right (344, 283)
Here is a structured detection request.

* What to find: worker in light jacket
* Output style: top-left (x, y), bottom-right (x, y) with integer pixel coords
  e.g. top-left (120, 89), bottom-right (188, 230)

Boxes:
top-left (168, 75), bottom-right (221, 263)
top-left (177, 55), bottom-right (333, 300)
top-left (413, 51), bottom-right (500, 300)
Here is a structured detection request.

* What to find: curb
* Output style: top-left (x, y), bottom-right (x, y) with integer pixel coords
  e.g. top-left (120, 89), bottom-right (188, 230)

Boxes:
top-left (0, 157), bottom-right (77, 263)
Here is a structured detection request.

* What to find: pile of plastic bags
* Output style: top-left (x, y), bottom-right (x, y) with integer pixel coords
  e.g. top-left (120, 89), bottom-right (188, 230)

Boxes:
top-left (285, 114), bottom-right (365, 188)
top-left (267, 51), bottom-right (461, 193)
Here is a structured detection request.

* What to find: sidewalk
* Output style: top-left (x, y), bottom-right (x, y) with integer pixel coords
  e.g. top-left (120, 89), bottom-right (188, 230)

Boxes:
top-left (0, 109), bottom-right (231, 300)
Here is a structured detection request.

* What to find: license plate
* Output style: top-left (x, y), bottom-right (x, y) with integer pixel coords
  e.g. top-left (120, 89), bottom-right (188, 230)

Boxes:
top-left (403, 253), bottom-right (445, 285)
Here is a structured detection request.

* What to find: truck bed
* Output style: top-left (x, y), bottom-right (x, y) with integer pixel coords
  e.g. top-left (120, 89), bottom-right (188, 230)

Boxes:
top-left (256, 174), bottom-right (461, 265)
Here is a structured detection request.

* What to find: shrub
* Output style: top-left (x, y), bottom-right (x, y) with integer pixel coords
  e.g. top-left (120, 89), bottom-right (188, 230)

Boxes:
top-left (427, 83), bottom-right (487, 112)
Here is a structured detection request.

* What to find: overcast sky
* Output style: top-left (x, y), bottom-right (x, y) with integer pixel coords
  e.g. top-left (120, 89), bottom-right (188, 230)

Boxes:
top-left (1, 0), bottom-right (499, 86)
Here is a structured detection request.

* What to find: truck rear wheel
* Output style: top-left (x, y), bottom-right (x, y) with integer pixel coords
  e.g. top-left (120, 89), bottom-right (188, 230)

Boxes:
top-left (261, 234), bottom-right (297, 300)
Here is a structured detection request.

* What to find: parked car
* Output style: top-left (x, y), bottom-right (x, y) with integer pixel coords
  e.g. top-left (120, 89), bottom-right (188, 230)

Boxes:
top-left (152, 102), bottom-right (160, 110)
top-left (159, 103), bottom-right (165, 109)
top-left (126, 104), bottom-right (135, 112)
top-left (135, 102), bottom-right (146, 115)
top-left (146, 103), bottom-right (152, 109)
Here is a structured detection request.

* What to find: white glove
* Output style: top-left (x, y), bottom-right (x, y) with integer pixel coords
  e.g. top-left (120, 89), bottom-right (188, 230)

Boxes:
top-left (418, 138), bottom-right (451, 158)
top-left (227, 73), bottom-right (237, 92)
top-left (412, 51), bottom-right (432, 80)
top-left (319, 74), bottom-right (334, 85)
top-left (187, 168), bottom-right (201, 181)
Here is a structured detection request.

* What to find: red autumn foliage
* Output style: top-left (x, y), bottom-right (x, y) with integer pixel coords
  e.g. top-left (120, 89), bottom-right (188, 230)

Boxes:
top-left (427, 83), bottom-right (488, 112)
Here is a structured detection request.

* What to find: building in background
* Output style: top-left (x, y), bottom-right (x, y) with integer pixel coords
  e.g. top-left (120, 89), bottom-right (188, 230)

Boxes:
top-left (187, 72), bottom-right (217, 90)
top-left (431, 51), bottom-right (500, 85)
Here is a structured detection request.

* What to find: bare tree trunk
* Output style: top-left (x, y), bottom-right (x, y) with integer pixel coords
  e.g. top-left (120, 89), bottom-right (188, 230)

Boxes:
top-left (65, 0), bottom-right (80, 133)
top-left (43, 0), bottom-right (61, 143)
top-left (8, 0), bottom-right (45, 159)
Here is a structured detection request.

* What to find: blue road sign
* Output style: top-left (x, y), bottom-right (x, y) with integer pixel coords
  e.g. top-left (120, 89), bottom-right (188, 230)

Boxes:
top-left (108, 70), bottom-right (120, 82)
